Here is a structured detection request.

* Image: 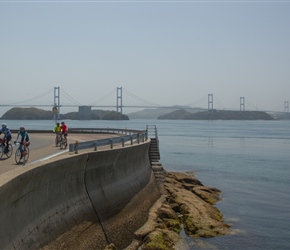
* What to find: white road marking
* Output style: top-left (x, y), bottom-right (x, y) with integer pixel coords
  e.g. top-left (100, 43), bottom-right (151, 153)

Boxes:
top-left (30, 150), bottom-right (69, 164)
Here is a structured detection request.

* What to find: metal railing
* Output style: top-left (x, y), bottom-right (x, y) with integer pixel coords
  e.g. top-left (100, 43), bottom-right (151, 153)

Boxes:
top-left (68, 128), bottom-right (148, 154)
top-left (146, 125), bottom-right (158, 140)
top-left (146, 125), bottom-right (159, 147)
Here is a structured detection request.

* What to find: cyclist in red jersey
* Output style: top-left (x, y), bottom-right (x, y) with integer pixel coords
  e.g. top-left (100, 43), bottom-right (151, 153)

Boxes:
top-left (60, 122), bottom-right (68, 147)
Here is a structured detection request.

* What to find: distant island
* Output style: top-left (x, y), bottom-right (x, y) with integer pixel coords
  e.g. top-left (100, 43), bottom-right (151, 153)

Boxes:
top-left (127, 105), bottom-right (206, 119)
top-left (1, 107), bottom-right (129, 120)
top-left (158, 109), bottom-right (274, 120)
top-left (127, 106), bottom-right (287, 120)
top-left (1, 107), bottom-right (283, 121)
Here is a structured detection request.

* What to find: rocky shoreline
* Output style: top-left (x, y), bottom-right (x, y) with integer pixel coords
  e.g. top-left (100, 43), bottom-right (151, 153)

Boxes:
top-left (106, 170), bottom-right (232, 250)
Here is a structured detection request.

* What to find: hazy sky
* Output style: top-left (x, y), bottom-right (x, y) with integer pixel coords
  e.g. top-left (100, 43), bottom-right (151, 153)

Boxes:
top-left (1, 0), bottom-right (290, 115)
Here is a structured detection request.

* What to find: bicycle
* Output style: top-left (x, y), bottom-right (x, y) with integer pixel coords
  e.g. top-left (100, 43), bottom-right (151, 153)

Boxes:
top-left (55, 132), bottom-right (62, 147)
top-left (14, 141), bottom-right (30, 165)
top-left (60, 134), bottom-right (67, 149)
top-left (0, 137), bottom-right (13, 159)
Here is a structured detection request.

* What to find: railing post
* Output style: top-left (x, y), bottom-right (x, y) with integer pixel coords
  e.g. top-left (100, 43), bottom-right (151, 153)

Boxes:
top-left (137, 133), bottom-right (140, 144)
top-left (130, 136), bottom-right (133, 145)
top-left (121, 137), bottom-right (125, 147)
top-left (110, 139), bottom-right (113, 149)
top-left (94, 141), bottom-right (97, 151)
top-left (74, 140), bottom-right (78, 154)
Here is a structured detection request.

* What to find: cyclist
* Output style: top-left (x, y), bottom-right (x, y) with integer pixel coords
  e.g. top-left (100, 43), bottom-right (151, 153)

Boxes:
top-left (53, 122), bottom-right (62, 146)
top-left (0, 123), bottom-right (12, 154)
top-left (60, 121), bottom-right (68, 147)
top-left (53, 122), bottom-right (61, 133)
top-left (14, 126), bottom-right (30, 157)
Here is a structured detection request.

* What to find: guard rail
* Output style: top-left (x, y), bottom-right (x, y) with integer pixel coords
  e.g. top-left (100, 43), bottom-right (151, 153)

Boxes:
top-left (68, 128), bottom-right (148, 153)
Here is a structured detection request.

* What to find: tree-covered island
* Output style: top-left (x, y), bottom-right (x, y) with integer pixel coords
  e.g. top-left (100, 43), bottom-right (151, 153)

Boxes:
top-left (158, 109), bottom-right (274, 120)
top-left (1, 107), bottom-right (129, 120)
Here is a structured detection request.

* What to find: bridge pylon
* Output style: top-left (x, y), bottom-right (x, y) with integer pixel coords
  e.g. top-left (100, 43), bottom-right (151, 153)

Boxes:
top-left (240, 97), bottom-right (245, 111)
top-left (117, 87), bottom-right (123, 114)
top-left (284, 101), bottom-right (289, 113)
top-left (208, 94), bottom-right (213, 111)
top-left (54, 86), bottom-right (60, 120)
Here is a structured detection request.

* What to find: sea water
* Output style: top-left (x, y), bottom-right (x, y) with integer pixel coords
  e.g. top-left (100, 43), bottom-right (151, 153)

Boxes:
top-left (1, 119), bottom-right (290, 249)
top-left (157, 120), bottom-right (290, 250)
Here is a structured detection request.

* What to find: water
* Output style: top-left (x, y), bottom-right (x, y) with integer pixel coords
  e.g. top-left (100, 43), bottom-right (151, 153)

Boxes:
top-left (1, 119), bottom-right (290, 249)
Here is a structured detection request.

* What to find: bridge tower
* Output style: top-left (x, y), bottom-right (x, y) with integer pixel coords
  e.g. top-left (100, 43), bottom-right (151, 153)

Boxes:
top-left (117, 87), bottom-right (123, 114)
top-left (240, 97), bottom-right (245, 111)
top-left (53, 86), bottom-right (60, 120)
top-left (284, 101), bottom-right (289, 113)
top-left (208, 94), bottom-right (213, 111)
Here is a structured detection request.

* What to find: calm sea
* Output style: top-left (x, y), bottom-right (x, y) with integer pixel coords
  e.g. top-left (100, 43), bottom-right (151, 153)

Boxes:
top-left (1, 119), bottom-right (290, 250)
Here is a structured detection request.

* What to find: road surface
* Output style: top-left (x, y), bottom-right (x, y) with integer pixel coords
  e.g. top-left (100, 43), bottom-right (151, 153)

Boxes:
top-left (0, 133), bottom-right (117, 175)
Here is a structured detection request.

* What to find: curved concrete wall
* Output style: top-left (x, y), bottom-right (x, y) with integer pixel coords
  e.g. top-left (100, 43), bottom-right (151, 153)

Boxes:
top-left (0, 141), bottom-right (160, 249)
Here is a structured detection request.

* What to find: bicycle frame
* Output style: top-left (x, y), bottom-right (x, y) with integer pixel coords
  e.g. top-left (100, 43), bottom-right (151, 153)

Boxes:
top-left (14, 141), bottom-right (29, 165)
top-left (55, 132), bottom-right (62, 147)
top-left (60, 134), bottom-right (68, 149)
top-left (0, 138), bottom-right (13, 159)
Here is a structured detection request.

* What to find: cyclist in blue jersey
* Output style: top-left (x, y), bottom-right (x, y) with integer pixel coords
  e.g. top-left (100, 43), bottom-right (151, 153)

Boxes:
top-left (0, 123), bottom-right (12, 154)
top-left (14, 126), bottom-right (30, 155)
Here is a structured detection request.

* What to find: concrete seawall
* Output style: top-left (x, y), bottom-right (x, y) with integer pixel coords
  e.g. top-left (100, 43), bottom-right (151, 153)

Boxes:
top-left (0, 140), bottom-right (160, 249)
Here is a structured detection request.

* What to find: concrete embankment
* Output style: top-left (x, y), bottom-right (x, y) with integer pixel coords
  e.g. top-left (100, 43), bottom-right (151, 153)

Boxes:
top-left (0, 140), bottom-right (160, 249)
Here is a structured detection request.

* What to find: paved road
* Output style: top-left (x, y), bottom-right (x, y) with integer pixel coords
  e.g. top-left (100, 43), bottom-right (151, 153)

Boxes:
top-left (0, 133), bottom-right (117, 175)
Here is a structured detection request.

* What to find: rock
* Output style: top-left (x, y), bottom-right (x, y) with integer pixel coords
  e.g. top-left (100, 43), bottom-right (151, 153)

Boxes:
top-left (128, 171), bottom-right (232, 249)
top-left (104, 243), bottom-right (117, 250)
top-left (192, 186), bottom-right (221, 205)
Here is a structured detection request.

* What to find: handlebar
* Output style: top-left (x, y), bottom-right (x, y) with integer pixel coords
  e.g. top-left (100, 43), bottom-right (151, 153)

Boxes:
top-left (14, 141), bottom-right (30, 146)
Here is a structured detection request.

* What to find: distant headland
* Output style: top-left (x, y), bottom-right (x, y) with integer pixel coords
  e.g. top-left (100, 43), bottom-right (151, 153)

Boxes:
top-left (127, 106), bottom-right (288, 120)
top-left (0, 107), bottom-right (129, 120)
top-left (157, 109), bottom-right (274, 120)
top-left (1, 107), bottom-right (284, 121)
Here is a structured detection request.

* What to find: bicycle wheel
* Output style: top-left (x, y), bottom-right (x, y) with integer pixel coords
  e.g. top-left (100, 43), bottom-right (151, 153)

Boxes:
top-left (6, 144), bottom-right (13, 158)
top-left (60, 138), bottom-right (65, 149)
top-left (55, 135), bottom-right (61, 147)
top-left (0, 144), bottom-right (4, 159)
top-left (60, 136), bottom-right (68, 149)
top-left (23, 147), bottom-right (30, 161)
top-left (15, 148), bottom-right (22, 164)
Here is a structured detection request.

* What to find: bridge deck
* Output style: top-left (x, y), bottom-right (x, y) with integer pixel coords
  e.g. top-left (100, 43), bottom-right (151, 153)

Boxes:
top-left (0, 133), bottom-right (118, 175)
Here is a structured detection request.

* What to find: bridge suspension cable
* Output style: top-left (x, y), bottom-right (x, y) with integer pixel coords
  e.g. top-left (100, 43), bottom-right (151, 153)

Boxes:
top-left (88, 89), bottom-right (116, 106)
top-left (214, 95), bottom-right (226, 110)
top-left (185, 95), bottom-right (208, 107)
top-left (246, 98), bottom-right (258, 110)
top-left (122, 87), bottom-right (163, 107)
top-left (61, 88), bottom-right (83, 106)
top-left (5, 89), bottom-right (53, 106)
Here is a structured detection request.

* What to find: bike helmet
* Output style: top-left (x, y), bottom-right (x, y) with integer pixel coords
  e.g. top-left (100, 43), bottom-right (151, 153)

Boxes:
top-left (20, 126), bottom-right (25, 130)
top-left (57, 122), bottom-right (60, 126)
top-left (61, 122), bottom-right (65, 125)
top-left (1, 123), bottom-right (6, 128)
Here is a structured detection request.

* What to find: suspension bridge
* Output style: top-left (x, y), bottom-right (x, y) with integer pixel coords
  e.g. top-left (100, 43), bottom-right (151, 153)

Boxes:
top-left (0, 87), bottom-right (289, 119)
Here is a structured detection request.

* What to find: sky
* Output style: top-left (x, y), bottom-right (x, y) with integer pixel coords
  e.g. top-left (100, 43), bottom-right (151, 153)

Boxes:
top-left (1, 0), bottom-right (290, 115)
